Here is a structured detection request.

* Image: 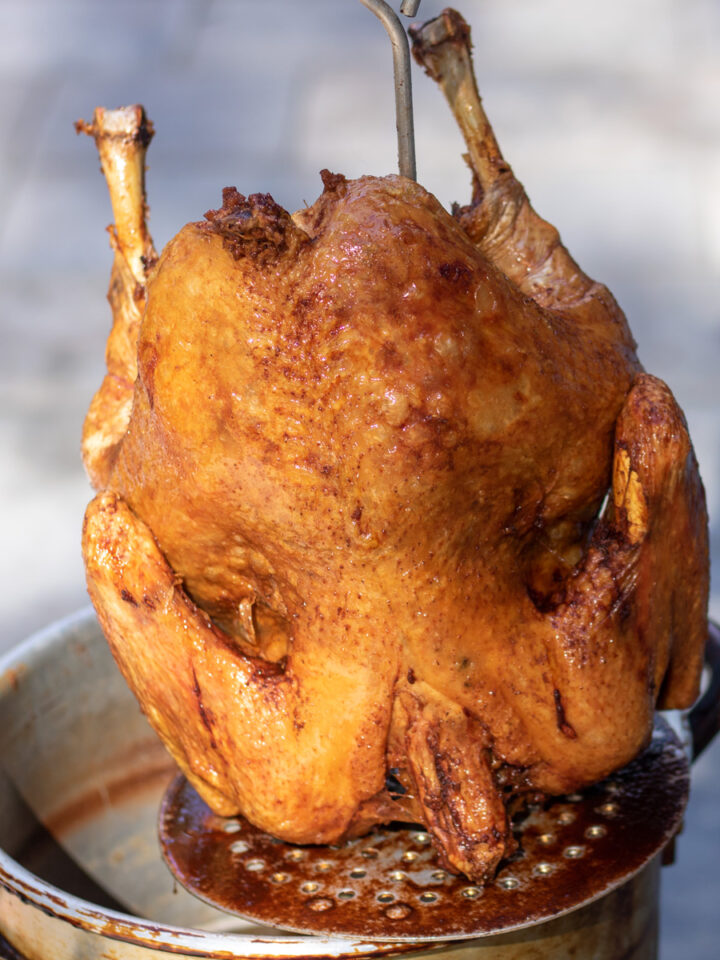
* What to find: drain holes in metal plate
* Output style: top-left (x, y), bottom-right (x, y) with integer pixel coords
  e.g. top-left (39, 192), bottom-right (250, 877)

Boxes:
top-left (586, 824), bottom-right (607, 839)
top-left (308, 897), bottom-right (334, 912)
top-left (285, 849), bottom-right (306, 862)
top-left (157, 720), bottom-right (689, 938)
top-left (245, 858), bottom-right (265, 872)
top-left (385, 902), bottom-right (413, 920)
top-left (419, 892), bottom-right (439, 903)
top-left (461, 886), bottom-right (482, 900)
top-left (498, 876), bottom-right (519, 890)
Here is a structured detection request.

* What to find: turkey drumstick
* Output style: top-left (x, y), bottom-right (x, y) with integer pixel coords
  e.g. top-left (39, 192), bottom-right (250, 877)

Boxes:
top-left (76, 107), bottom-right (157, 489)
top-left (411, 8), bottom-right (619, 311)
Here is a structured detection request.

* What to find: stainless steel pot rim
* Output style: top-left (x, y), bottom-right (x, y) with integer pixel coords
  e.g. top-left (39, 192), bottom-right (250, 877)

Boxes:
top-left (0, 850), bottom-right (421, 957)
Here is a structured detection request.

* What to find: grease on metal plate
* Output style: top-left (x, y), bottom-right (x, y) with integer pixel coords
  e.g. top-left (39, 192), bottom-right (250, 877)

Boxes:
top-left (159, 719), bottom-right (688, 941)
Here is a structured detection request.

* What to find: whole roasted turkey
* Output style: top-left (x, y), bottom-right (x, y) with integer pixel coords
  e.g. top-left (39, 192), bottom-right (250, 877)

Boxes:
top-left (80, 11), bottom-right (708, 882)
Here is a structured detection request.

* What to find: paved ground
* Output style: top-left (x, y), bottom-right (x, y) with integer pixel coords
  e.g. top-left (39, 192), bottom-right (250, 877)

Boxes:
top-left (0, 1), bottom-right (718, 955)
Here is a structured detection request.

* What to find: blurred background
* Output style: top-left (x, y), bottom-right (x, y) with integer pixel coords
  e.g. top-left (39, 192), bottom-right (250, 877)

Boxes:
top-left (0, 0), bottom-right (717, 955)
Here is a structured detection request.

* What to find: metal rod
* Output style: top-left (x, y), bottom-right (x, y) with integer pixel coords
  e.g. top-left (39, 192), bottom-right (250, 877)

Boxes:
top-left (358, 0), bottom-right (417, 180)
top-left (400, 0), bottom-right (422, 16)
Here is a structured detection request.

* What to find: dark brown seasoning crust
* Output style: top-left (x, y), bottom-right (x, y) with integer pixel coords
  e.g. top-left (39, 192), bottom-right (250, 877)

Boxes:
top-left (204, 187), bottom-right (309, 263)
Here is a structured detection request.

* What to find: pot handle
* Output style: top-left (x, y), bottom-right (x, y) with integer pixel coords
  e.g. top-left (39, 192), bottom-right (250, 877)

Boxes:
top-left (688, 621), bottom-right (720, 761)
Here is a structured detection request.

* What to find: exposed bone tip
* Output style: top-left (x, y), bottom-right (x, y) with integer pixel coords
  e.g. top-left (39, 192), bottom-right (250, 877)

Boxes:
top-left (409, 7), bottom-right (472, 74)
top-left (75, 105), bottom-right (154, 146)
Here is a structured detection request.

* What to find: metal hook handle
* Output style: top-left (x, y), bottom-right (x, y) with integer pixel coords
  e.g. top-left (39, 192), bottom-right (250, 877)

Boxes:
top-left (688, 623), bottom-right (720, 761)
top-left (358, 0), bottom-right (418, 180)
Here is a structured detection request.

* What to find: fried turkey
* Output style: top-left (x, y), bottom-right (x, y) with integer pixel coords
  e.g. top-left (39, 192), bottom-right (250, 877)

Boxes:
top-left (80, 10), bottom-right (708, 881)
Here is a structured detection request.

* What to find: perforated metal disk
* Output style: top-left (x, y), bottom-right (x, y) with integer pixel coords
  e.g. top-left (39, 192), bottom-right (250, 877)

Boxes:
top-left (159, 719), bottom-right (688, 940)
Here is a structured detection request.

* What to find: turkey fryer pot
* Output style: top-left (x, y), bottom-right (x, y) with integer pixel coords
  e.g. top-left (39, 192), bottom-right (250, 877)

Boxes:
top-left (0, 610), bottom-right (718, 960)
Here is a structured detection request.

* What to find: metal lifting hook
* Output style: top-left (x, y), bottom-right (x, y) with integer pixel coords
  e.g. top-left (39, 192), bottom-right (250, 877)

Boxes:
top-left (358, 0), bottom-right (420, 180)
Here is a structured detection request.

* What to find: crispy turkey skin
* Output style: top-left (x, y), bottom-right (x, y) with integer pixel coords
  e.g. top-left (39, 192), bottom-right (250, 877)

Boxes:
top-left (80, 11), bottom-right (708, 883)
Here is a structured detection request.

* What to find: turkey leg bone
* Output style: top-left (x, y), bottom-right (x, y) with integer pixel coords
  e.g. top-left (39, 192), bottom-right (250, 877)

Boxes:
top-left (410, 9), bottom-right (621, 311)
top-left (77, 107), bottom-right (157, 488)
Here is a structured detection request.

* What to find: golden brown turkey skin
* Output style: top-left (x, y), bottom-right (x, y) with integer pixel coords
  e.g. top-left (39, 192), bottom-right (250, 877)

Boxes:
top-left (114, 174), bottom-right (638, 646)
top-left (81, 12), bottom-right (708, 883)
top-left (83, 173), bottom-right (707, 881)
